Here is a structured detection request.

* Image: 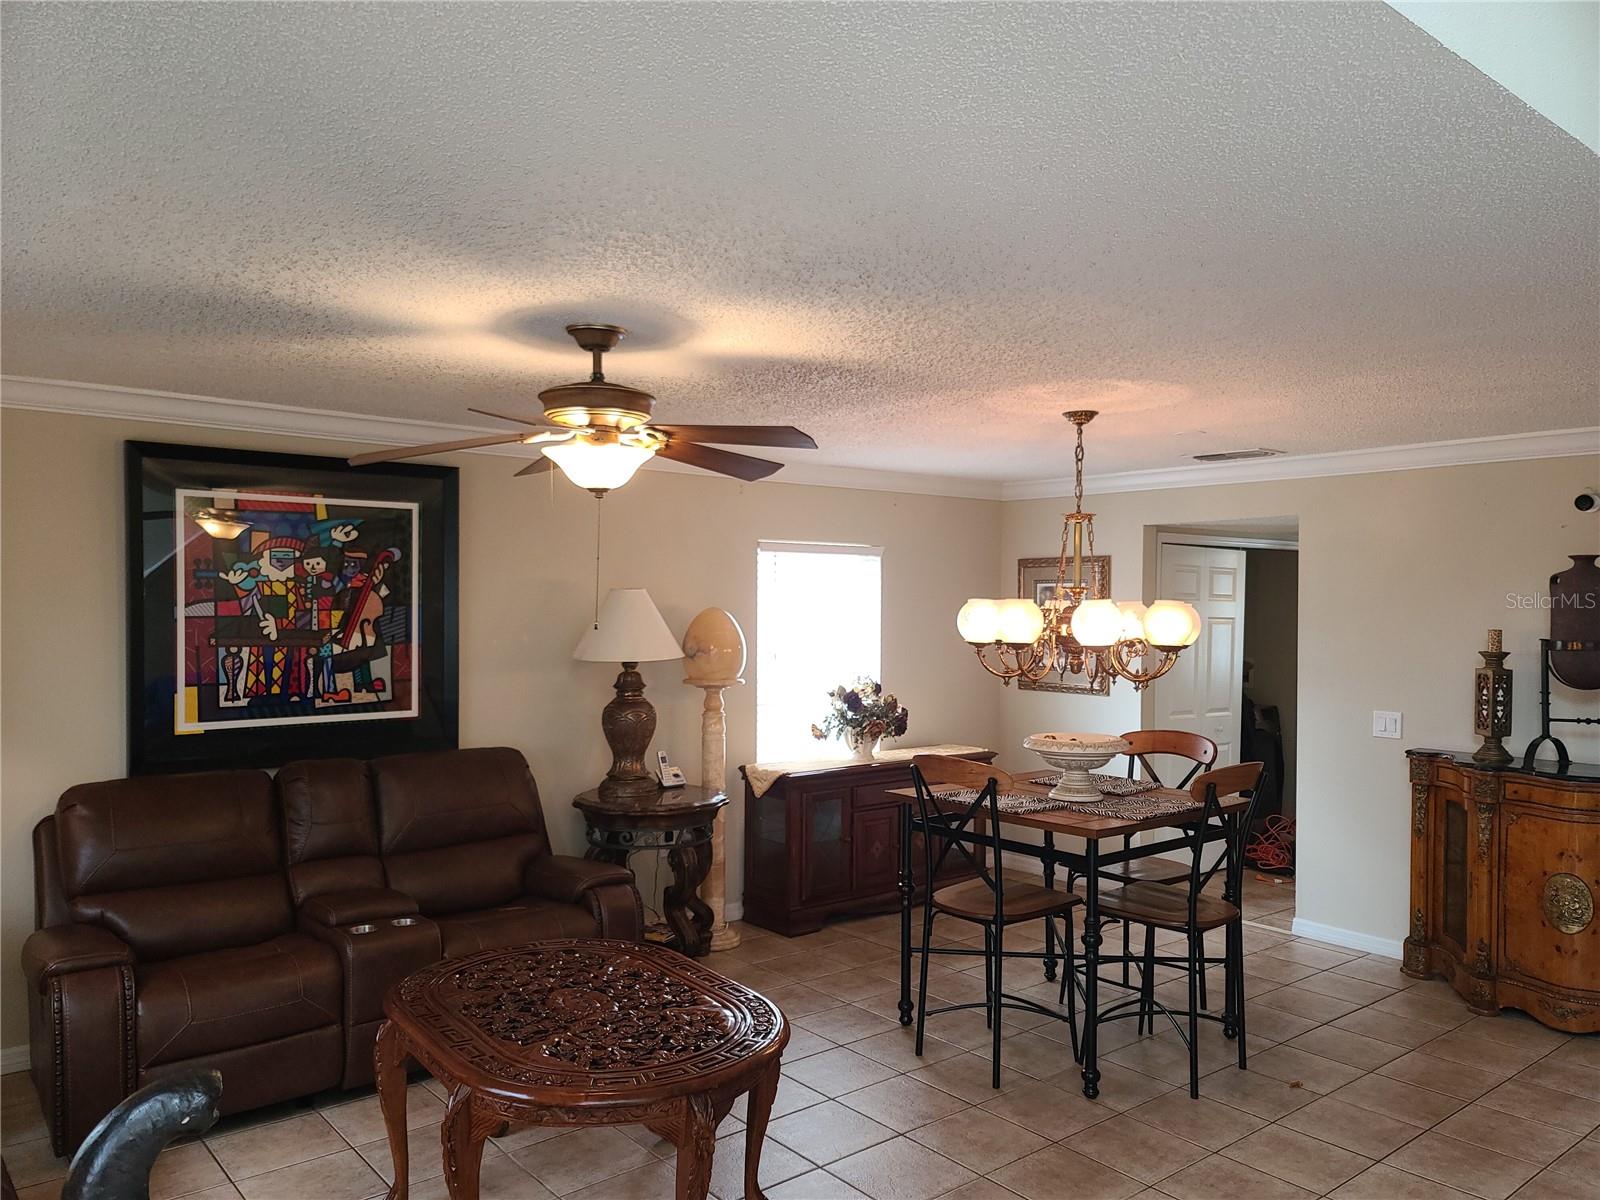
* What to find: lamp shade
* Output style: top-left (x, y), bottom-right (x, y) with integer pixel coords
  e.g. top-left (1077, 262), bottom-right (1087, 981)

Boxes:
top-left (956, 598), bottom-right (1002, 643)
top-left (1116, 601), bottom-right (1149, 641)
top-left (543, 438), bottom-right (655, 493)
top-left (996, 598), bottom-right (1046, 645)
top-left (574, 588), bottom-right (682, 662)
top-left (1070, 598), bottom-right (1124, 648)
top-left (1143, 600), bottom-right (1203, 648)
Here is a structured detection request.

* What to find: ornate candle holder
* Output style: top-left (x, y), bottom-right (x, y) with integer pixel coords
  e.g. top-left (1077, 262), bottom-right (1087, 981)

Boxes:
top-left (1473, 629), bottom-right (1513, 766)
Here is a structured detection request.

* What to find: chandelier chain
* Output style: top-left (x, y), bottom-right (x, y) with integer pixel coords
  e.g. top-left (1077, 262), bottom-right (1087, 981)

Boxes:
top-left (1074, 421), bottom-right (1085, 513)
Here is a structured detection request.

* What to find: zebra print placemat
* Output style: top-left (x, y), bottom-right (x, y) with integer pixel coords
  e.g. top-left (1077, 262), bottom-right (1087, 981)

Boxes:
top-left (1059, 772), bottom-right (1159, 797)
top-left (934, 776), bottom-right (1196, 820)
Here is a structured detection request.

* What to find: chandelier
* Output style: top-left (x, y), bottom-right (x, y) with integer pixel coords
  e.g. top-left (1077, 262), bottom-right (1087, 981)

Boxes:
top-left (956, 410), bottom-right (1201, 689)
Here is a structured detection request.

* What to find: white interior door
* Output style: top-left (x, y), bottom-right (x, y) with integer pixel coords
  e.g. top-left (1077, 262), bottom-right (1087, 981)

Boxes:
top-left (1150, 544), bottom-right (1247, 766)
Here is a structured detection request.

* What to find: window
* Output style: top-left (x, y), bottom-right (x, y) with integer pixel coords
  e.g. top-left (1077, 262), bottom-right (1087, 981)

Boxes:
top-left (756, 541), bottom-right (883, 762)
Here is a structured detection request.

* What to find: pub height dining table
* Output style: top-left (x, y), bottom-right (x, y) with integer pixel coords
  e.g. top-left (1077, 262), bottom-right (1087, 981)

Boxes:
top-left (887, 767), bottom-right (1251, 1099)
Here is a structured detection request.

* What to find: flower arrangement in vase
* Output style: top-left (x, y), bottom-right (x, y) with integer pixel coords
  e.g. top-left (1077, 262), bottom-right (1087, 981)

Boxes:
top-left (811, 678), bottom-right (910, 760)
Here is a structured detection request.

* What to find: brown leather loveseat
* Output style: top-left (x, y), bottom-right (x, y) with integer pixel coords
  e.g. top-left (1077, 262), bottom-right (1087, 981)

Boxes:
top-left (24, 747), bottom-right (641, 1155)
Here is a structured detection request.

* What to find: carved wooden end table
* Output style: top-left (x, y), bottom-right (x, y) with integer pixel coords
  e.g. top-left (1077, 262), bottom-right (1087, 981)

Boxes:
top-left (375, 939), bottom-right (788, 1200)
top-left (574, 785), bottom-right (729, 956)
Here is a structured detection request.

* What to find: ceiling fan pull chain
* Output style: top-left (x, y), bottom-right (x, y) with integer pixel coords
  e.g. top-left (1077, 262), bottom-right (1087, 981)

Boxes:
top-left (592, 496), bottom-right (604, 629)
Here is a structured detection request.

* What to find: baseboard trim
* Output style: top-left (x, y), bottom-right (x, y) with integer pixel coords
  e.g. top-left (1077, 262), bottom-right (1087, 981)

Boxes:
top-left (1, 1044), bottom-right (30, 1074)
top-left (1291, 917), bottom-right (1403, 961)
top-left (725, 901), bottom-right (744, 923)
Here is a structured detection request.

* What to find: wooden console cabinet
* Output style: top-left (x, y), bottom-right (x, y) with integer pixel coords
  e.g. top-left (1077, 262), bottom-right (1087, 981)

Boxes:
top-left (740, 750), bottom-right (996, 936)
top-left (1405, 748), bottom-right (1599, 1032)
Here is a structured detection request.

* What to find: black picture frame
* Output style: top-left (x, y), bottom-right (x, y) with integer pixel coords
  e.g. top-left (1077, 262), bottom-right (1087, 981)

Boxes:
top-left (126, 440), bottom-right (458, 774)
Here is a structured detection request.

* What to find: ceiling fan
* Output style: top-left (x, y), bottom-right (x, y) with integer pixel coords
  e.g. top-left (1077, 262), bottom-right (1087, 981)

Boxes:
top-left (348, 323), bottom-right (817, 495)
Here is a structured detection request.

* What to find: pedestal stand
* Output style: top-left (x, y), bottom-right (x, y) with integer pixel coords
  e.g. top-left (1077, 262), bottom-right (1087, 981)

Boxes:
top-left (682, 608), bottom-right (748, 954)
top-left (697, 685), bottom-right (740, 951)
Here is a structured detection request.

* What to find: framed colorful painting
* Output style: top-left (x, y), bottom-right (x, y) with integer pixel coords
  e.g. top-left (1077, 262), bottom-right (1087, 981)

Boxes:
top-left (1016, 554), bottom-right (1112, 697)
top-left (126, 441), bottom-right (459, 773)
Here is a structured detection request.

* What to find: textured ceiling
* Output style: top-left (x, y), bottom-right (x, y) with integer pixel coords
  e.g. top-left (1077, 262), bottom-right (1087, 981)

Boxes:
top-left (2, 2), bottom-right (1596, 481)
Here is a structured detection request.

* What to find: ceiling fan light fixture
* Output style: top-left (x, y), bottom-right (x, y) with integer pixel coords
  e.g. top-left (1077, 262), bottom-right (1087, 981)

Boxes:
top-left (346, 320), bottom-right (813, 487)
top-left (192, 508), bottom-right (251, 539)
top-left (542, 435), bottom-right (656, 495)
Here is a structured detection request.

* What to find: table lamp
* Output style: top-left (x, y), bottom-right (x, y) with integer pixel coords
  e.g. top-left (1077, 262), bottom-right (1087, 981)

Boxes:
top-left (575, 588), bottom-right (683, 802)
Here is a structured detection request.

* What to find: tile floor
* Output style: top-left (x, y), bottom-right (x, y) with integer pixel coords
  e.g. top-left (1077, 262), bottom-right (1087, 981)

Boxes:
top-left (4, 876), bottom-right (1598, 1200)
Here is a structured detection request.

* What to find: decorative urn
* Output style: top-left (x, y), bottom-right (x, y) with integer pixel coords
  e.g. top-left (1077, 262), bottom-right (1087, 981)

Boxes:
top-left (1022, 732), bottom-right (1132, 801)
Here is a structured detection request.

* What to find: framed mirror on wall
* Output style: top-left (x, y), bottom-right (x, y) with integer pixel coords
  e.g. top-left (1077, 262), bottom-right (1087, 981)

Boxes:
top-left (126, 440), bottom-right (459, 774)
top-left (1016, 554), bottom-right (1112, 696)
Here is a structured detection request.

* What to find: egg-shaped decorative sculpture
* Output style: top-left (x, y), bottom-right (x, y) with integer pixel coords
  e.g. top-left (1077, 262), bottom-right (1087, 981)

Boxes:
top-left (682, 607), bottom-right (747, 688)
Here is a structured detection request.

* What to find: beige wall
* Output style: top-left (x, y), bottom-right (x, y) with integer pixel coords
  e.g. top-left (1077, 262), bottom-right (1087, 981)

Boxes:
top-left (999, 457), bottom-right (1600, 953)
top-left (0, 407), bottom-right (1004, 1050)
top-left (4, 404), bottom-right (1596, 1054)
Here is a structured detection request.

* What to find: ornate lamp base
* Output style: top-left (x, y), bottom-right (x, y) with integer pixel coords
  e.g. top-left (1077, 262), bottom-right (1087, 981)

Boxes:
top-left (598, 662), bottom-right (663, 803)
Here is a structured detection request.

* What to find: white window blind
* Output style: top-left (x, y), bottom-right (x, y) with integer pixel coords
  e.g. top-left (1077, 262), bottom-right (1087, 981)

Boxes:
top-left (755, 541), bottom-right (883, 763)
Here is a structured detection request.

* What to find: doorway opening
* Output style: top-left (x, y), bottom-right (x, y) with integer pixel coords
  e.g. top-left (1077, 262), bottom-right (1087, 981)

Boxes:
top-left (1142, 518), bottom-right (1299, 932)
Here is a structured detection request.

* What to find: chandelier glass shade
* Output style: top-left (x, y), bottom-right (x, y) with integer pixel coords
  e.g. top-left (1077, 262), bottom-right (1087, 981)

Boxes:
top-left (957, 411), bottom-right (1202, 689)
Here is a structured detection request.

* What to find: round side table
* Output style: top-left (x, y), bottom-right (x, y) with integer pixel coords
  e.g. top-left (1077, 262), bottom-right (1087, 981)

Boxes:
top-left (573, 785), bottom-right (728, 957)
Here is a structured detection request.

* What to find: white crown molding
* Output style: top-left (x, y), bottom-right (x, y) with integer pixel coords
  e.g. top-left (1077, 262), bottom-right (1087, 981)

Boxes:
top-left (4, 375), bottom-right (1591, 504)
top-left (1003, 426), bottom-right (1600, 500)
top-left (0, 376), bottom-right (1003, 501)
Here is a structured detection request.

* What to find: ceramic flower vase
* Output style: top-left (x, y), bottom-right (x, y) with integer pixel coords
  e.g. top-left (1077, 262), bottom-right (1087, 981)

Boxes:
top-left (844, 730), bottom-right (881, 760)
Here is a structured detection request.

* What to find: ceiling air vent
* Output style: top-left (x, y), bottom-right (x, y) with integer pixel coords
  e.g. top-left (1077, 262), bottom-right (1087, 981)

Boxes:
top-left (1191, 448), bottom-right (1285, 463)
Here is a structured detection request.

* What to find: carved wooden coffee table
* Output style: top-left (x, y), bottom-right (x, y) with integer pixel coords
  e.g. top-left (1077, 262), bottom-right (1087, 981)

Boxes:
top-left (375, 939), bottom-right (788, 1200)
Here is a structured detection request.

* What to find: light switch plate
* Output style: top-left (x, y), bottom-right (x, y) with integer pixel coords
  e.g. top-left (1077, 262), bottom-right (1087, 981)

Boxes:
top-left (1373, 710), bottom-right (1403, 739)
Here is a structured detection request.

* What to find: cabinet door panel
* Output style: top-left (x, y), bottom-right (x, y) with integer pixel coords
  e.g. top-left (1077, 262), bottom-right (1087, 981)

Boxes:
top-left (1430, 779), bottom-right (1470, 955)
top-left (799, 787), bottom-right (854, 903)
top-left (1501, 804), bottom-right (1599, 994)
top-left (1443, 799), bottom-right (1468, 950)
top-left (852, 803), bottom-right (901, 897)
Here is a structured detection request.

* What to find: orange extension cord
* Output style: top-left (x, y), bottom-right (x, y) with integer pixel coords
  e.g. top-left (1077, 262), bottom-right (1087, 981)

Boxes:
top-left (1245, 814), bottom-right (1296, 872)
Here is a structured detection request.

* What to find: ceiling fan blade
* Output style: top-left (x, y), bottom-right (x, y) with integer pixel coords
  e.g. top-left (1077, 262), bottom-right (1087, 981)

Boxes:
top-left (467, 407), bottom-right (564, 430)
top-left (348, 433), bottom-right (531, 467)
top-left (652, 424), bottom-right (817, 449)
top-left (656, 440), bottom-right (784, 482)
top-left (514, 456), bottom-right (557, 478)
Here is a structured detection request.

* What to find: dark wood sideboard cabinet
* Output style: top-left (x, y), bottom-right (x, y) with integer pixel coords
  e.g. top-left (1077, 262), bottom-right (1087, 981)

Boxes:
top-left (740, 751), bottom-right (997, 936)
top-left (1405, 748), bottom-right (1599, 1032)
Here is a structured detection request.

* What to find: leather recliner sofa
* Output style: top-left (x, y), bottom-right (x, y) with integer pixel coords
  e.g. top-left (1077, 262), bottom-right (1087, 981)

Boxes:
top-left (23, 747), bottom-right (641, 1156)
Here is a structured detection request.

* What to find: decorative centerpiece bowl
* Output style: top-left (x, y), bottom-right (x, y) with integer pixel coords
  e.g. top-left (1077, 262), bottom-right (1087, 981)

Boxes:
top-left (1022, 732), bottom-right (1132, 801)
